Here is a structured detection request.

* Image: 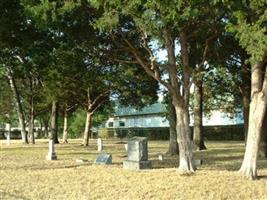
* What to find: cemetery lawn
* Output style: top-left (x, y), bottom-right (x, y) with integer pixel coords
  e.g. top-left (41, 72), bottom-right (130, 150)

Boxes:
top-left (0, 139), bottom-right (267, 200)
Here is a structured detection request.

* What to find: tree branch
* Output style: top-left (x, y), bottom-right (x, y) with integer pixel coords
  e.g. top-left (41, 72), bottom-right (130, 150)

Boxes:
top-left (119, 32), bottom-right (174, 93)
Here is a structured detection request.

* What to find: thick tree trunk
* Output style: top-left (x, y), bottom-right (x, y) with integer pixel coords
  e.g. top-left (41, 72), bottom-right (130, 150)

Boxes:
top-left (167, 98), bottom-right (179, 155)
top-left (193, 80), bottom-right (206, 150)
top-left (239, 52), bottom-right (267, 180)
top-left (174, 102), bottom-right (195, 174)
top-left (6, 68), bottom-right (28, 144)
top-left (259, 112), bottom-right (267, 158)
top-left (83, 111), bottom-right (93, 146)
top-left (239, 97), bottom-right (266, 179)
top-left (63, 109), bottom-right (68, 143)
top-left (50, 101), bottom-right (59, 143)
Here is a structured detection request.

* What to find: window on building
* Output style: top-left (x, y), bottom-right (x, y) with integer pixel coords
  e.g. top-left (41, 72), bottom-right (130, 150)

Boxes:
top-left (119, 121), bottom-right (125, 127)
top-left (108, 122), bottom-right (114, 127)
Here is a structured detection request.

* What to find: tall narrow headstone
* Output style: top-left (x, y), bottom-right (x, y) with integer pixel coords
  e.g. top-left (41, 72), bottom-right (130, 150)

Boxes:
top-left (123, 137), bottom-right (151, 170)
top-left (5, 123), bottom-right (11, 146)
top-left (46, 140), bottom-right (57, 160)
top-left (97, 138), bottom-right (103, 152)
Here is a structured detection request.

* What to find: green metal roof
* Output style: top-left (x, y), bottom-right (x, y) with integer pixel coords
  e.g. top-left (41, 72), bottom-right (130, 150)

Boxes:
top-left (113, 102), bottom-right (167, 117)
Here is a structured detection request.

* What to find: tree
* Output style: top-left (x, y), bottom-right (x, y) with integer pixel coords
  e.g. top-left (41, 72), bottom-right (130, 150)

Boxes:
top-left (23, 0), bottom-right (159, 147)
top-left (93, 0), bottom-right (195, 172)
top-left (0, 0), bottom-right (30, 143)
top-left (227, 0), bottom-right (267, 179)
top-left (93, 0), bottom-right (228, 173)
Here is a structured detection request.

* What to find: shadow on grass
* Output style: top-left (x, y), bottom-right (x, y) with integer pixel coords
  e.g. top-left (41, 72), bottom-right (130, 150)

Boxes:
top-left (60, 152), bottom-right (98, 156)
top-left (148, 147), bottom-right (247, 171)
top-left (258, 175), bottom-right (267, 180)
top-left (0, 191), bottom-right (31, 200)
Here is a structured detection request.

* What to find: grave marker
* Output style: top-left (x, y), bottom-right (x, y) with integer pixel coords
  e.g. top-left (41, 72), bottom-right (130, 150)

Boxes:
top-left (46, 140), bottom-right (57, 160)
top-left (5, 123), bottom-right (11, 146)
top-left (123, 137), bottom-right (151, 170)
top-left (95, 153), bottom-right (112, 164)
top-left (97, 138), bottom-right (103, 152)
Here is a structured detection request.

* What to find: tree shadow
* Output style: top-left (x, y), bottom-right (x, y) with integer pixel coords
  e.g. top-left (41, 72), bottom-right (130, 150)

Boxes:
top-left (0, 191), bottom-right (31, 200)
top-left (258, 175), bottom-right (267, 180)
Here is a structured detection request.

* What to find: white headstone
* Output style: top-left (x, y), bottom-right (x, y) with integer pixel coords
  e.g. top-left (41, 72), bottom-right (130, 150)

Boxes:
top-left (97, 138), bottom-right (103, 152)
top-left (5, 123), bottom-right (11, 146)
top-left (46, 140), bottom-right (57, 160)
top-left (158, 154), bottom-right (164, 161)
top-left (124, 144), bottom-right (128, 151)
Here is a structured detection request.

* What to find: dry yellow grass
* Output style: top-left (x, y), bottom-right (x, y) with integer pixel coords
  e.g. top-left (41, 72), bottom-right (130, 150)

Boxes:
top-left (0, 139), bottom-right (267, 200)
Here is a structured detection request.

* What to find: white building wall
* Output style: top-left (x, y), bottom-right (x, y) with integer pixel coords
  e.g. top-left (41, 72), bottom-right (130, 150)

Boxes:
top-left (105, 111), bottom-right (243, 128)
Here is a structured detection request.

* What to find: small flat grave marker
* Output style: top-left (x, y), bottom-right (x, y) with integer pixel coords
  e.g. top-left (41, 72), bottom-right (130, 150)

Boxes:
top-left (95, 153), bottom-right (112, 165)
top-left (76, 159), bottom-right (89, 164)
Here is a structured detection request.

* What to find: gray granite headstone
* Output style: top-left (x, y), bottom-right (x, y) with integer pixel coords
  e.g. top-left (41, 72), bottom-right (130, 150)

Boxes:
top-left (97, 138), bottom-right (103, 152)
top-left (46, 140), bottom-right (57, 160)
top-left (123, 137), bottom-right (151, 170)
top-left (194, 159), bottom-right (203, 166)
top-left (95, 153), bottom-right (112, 164)
top-left (127, 137), bottom-right (148, 161)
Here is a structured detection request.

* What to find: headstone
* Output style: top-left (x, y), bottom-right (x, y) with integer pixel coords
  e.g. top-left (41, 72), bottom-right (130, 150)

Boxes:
top-left (123, 137), bottom-right (151, 170)
top-left (95, 153), bottom-right (112, 164)
top-left (158, 154), bottom-right (164, 161)
top-left (5, 123), bottom-right (11, 146)
top-left (124, 144), bottom-right (128, 151)
top-left (194, 159), bottom-right (203, 166)
top-left (97, 138), bottom-right (103, 152)
top-left (46, 140), bottom-right (57, 160)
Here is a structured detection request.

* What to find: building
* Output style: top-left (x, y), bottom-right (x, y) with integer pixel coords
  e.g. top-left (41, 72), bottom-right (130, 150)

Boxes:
top-left (105, 102), bottom-right (243, 129)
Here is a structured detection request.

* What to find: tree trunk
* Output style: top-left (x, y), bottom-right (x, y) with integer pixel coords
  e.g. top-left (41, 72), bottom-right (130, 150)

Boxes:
top-left (239, 52), bottom-right (267, 180)
top-left (259, 112), bottom-right (267, 158)
top-left (43, 120), bottom-right (49, 138)
top-left (241, 61), bottom-right (251, 141)
top-left (167, 98), bottom-right (179, 155)
top-left (50, 101), bottom-right (59, 143)
top-left (28, 97), bottom-right (35, 144)
top-left (174, 102), bottom-right (195, 174)
top-left (242, 94), bottom-right (250, 142)
top-left (6, 67), bottom-right (28, 144)
top-left (28, 113), bottom-right (35, 144)
top-left (239, 96), bottom-right (266, 179)
top-left (63, 109), bottom-right (68, 143)
top-left (193, 80), bottom-right (206, 150)
top-left (163, 30), bottom-right (194, 173)
top-left (83, 111), bottom-right (93, 146)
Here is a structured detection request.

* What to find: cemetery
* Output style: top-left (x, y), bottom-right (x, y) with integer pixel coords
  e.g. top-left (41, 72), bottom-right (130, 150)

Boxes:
top-left (1, 139), bottom-right (267, 199)
top-left (1, 0), bottom-right (267, 199)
